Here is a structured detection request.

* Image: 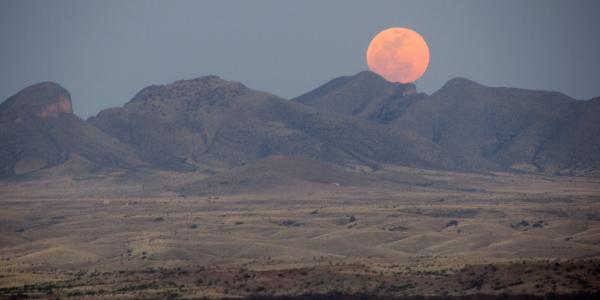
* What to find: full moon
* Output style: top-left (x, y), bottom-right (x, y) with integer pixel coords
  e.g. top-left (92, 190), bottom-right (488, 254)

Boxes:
top-left (366, 27), bottom-right (430, 83)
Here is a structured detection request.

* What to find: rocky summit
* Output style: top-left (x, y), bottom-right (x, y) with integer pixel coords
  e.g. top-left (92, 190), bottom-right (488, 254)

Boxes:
top-left (0, 82), bottom-right (73, 120)
top-left (0, 82), bottom-right (140, 176)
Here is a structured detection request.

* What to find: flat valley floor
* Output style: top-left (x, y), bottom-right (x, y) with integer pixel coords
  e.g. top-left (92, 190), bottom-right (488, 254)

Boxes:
top-left (1, 166), bottom-right (600, 299)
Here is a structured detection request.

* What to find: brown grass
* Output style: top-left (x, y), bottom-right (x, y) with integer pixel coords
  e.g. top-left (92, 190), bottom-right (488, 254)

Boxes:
top-left (1, 166), bottom-right (600, 298)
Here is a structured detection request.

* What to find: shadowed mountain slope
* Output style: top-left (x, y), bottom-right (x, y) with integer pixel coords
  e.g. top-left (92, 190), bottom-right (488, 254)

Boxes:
top-left (293, 71), bottom-right (424, 123)
top-left (88, 76), bottom-right (449, 172)
top-left (534, 96), bottom-right (600, 174)
top-left (296, 72), bottom-right (600, 175)
top-left (0, 82), bottom-right (142, 176)
top-left (393, 78), bottom-right (598, 173)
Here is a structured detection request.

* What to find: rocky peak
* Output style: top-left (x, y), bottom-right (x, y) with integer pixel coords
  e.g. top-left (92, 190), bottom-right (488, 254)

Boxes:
top-left (442, 77), bottom-right (482, 89)
top-left (352, 70), bottom-right (387, 82)
top-left (128, 75), bottom-right (249, 105)
top-left (293, 70), bottom-right (419, 116)
top-left (429, 77), bottom-right (487, 101)
top-left (355, 71), bottom-right (417, 93)
top-left (0, 82), bottom-right (73, 120)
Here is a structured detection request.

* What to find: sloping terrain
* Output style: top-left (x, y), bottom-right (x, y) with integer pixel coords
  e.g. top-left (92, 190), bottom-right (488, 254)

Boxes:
top-left (392, 77), bottom-right (579, 172)
top-left (533, 96), bottom-right (600, 174)
top-left (293, 71), bottom-right (422, 121)
top-left (176, 155), bottom-right (436, 195)
top-left (0, 82), bottom-right (142, 177)
top-left (295, 72), bottom-right (600, 174)
top-left (88, 76), bottom-right (447, 172)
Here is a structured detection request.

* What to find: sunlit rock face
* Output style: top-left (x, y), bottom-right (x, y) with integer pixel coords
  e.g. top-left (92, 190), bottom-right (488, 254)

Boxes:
top-left (36, 95), bottom-right (72, 118)
top-left (0, 81), bottom-right (73, 121)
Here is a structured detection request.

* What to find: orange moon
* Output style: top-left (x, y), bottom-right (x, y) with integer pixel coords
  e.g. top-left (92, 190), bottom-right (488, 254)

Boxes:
top-left (366, 27), bottom-right (430, 83)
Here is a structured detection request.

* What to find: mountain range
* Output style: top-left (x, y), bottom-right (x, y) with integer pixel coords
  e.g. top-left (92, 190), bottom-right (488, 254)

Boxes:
top-left (1, 71), bottom-right (599, 182)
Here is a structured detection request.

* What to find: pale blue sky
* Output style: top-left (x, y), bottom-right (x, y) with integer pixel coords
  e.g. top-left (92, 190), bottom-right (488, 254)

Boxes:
top-left (1, 0), bottom-right (599, 118)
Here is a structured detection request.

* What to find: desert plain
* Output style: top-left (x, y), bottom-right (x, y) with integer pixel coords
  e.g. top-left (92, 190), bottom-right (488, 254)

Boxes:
top-left (1, 163), bottom-right (600, 299)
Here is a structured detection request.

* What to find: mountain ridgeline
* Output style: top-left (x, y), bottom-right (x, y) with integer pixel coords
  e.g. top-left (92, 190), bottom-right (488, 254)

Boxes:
top-left (1, 72), bottom-right (599, 179)
top-left (294, 73), bottom-right (600, 174)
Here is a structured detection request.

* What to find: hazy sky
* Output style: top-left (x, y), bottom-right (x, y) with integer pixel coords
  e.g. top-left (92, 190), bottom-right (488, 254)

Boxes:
top-left (1, 0), bottom-right (599, 118)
